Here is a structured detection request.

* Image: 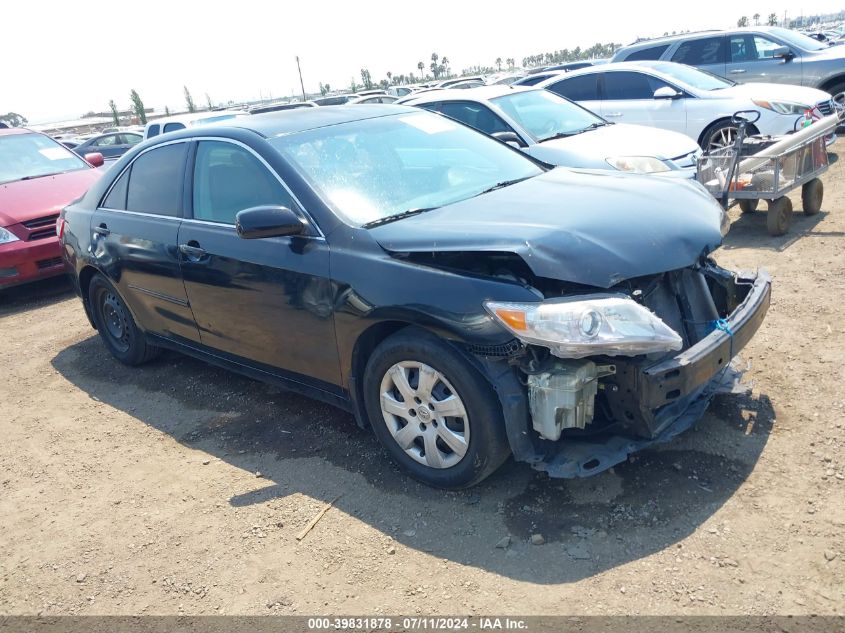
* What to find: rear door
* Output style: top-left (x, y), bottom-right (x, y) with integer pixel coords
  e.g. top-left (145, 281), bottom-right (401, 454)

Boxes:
top-left (544, 73), bottom-right (602, 115)
top-left (725, 33), bottom-right (801, 84)
top-left (178, 139), bottom-right (340, 386)
top-left (670, 35), bottom-right (727, 78)
top-left (600, 71), bottom-right (687, 134)
top-left (90, 141), bottom-right (200, 342)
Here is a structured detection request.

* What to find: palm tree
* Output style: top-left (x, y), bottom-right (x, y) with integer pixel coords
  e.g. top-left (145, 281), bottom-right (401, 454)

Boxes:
top-left (753, 12), bottom-right (760, 25)
top-left (441, 56), bottom-right (449, 77)
top-left (430, 53), bottom-right (440, 79)
top-left (417, 61), bottom-right (424, 78)
top-left (386, 71), bottom-right (392, 84)
top-left (768, 12), bottom-right (778, 25)
top-left (506, 58), bottom-right (515, 70)
top-left (495, 57), bottom-right (503, 71)
top-left (737, 15), bottom-right (748, 27)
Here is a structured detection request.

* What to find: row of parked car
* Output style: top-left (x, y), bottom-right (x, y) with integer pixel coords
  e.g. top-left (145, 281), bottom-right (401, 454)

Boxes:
top-left (1, 23), bottom-right (835, 487)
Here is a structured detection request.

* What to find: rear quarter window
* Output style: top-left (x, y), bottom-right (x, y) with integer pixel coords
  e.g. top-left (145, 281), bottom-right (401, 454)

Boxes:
top-left (624, 44), bottom-right (670, 61)
top-left (125, 143), bottom-right (187, 216)
top-left (547, 75), bottom-right (599, 101)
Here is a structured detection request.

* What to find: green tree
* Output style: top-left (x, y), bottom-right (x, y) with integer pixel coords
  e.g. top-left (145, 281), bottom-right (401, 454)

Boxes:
top-left (165, 105), bottom-right (171, 116)
top-left (0, 112), bottom-right (27, 127)
top-left (360, 68), bottom-right (372, 89)
top-left (386, 71), bottom-right (392, 84)
top-left (108, 100), bottom-right (120, 127)
top-left (441, 57), bottom-right (449, 77)
top-left (205, 93), bottom-right (213, 110)
top-left (319, 82), bottom-right (327, 96)
top-left (324, 83), bottom-right (331, 93)
top-left (753, 12), bottom-right (761, 25)
top-left (768, 12), bottom-right (778, 25)
top-left (737, 15), bottom-right (748, 27)
top-left (184, 85), bottom-right (196, 113)
top-left (349, 77), bottom-right (358, 93)
top-left (417, 61), bottom-right (424, 79)
top-left (506, 58), bottom-right (515, 70)
top-left (129, 90), bottom-right (147, 125)
top-left (430, 52), bottom-right (439, 79)
top-left (495, 57), bottom-right (502, 71)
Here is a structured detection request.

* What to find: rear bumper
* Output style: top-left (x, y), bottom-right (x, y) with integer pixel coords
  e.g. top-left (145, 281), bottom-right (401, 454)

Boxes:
top-left (0, 236), bottom-right (65, 288)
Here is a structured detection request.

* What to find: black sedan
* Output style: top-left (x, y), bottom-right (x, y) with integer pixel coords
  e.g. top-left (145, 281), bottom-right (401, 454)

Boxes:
top-left (72, 132), bottom-right (143, 160)
top-left (60, 106), bottom-right (770, 488)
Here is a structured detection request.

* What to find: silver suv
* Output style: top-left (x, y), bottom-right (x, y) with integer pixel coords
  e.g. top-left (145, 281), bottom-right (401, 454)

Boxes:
top-left (612, 27), bottom-right (845, 101)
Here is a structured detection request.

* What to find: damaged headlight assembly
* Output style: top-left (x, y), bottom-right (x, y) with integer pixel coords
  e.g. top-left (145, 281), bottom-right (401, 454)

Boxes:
top-left (485, 294), bottom-right (683, 359)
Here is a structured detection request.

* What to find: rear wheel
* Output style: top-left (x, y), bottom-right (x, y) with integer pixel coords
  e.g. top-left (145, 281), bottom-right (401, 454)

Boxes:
top-left (802, 178), bottom-right (823, 216)
top-left (766, 197), bottom-right (793, 236)
top-left (363, 329), bottom-right (510, 489)
top-left (738, 199), bottom-right (759, 214)
top-left (88, 274), bottom-right (159, 365)
top-left (702, 120), bottom-right (741, 152)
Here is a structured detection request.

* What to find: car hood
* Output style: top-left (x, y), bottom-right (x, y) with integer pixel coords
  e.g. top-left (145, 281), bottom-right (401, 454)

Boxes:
top-left (370, 168), bottom-right (724, 288)
top-left (0, 168), bottom-right (101, 226)
top-left (720, 82), bottom-right (831, 105)
top-left (531, 123), bottom-right (699, 167)
top-left (804, 44), bottom-right (845, 60)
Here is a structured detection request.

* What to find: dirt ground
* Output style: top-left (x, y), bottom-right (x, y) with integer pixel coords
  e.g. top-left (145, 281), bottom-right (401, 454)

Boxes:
top-left (1, 146), bottom-right (843, 618)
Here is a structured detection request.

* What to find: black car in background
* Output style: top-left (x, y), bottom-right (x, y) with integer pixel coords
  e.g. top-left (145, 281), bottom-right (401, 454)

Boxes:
top-left (72, 132), bottom-right (143, 160)
top-left (60, 106), bottom-right (770, 488)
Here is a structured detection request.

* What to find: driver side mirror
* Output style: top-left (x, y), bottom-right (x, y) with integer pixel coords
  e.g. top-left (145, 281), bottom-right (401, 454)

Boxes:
top-left (236, 206), bottom-right (305, 239)
top-left (492, 131), bottom-right (526, 148)
top-left (84, 152), bottom-right (105, 167)
top-left (772, 45), bottom-right (794, 60)
top-left (653, 86), bottom-right (683, 100)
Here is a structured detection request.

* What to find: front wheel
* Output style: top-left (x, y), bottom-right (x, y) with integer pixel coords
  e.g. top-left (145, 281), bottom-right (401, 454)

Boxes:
top-left (363, 329), bottom-right (510, 489)
top-left (88, 274), bottom-right (159, 365)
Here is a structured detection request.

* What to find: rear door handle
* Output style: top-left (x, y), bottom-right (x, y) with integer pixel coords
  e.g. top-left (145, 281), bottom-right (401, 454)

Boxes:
top-left (605, 112), bottom-right (623, 117)
top-left (179, 242), bottom-right (207, 261)
top-left (94, 223), bottom-right (110, 236)
top-left (729, 69), bottom-right (747, 74)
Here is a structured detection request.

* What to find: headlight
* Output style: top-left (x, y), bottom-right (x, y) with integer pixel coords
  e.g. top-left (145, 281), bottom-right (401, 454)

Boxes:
top-left (605, 156), bottom-right (672, 174)
top-left (485, 295), bottom-right (683, 359)
top-left (0, 227), bottom-right (20, 245)
top-left (752, 99), bottom-right (810, 115)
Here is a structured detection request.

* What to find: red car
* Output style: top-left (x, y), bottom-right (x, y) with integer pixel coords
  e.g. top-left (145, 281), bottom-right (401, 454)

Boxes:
top-left (0, 128), bottom-right (102, 289)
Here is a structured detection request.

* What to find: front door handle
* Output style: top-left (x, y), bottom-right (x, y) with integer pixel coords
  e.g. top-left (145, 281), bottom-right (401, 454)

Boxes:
top-left (179, 242), bottom-right (207, 261)
top-left (729, 69), bottom-right (747, 74)
top-left (94, 223), bottom-right (110, 236)
top-left (605, 112), bottom-right (623, 117)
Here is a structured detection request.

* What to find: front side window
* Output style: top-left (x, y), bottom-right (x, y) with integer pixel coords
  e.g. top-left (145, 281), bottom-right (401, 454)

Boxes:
top-left (672, 37), bottom-right (726, 65)
top-left (437, 102), bottom-right (514, 136)
top-left (121, 133), bottom-right (143, 146)
top-left (192, 141), bottom-right (291, 224)
top-left (270, 111), bottom-right (542, 227)
top-left (93, 134), bottom-right (120, 147)
top-left (730, 35), bottom-right (786, 62)
top-left (125, 143), bottom-right (187, 216)
top-left (0, 132), bottom-right (88, 185)
top-left (547, 74), bottom-right (599, 101)
top-left (603, 72), bottom-right (670, 100)
top-left (492, 89), bottom-right (604, 141)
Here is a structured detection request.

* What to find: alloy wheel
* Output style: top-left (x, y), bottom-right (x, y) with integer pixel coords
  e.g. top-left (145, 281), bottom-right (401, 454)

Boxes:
top-left (708, 126), bottom-right (739, 152)
top-left (378, 361), bottom-right (470, 469)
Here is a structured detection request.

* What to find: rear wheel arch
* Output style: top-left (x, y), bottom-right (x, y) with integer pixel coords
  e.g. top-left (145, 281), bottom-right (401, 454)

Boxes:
top-left (819, 75), bottom-right (845, 96)
top-left (78, 265), bottom-right (101, 324)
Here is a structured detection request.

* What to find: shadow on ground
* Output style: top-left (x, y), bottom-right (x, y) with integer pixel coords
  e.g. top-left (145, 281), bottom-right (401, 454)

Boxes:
top-left (0, 276), bottom-right (73, 316)
top-left (52, 336), bottom-right (774, 583)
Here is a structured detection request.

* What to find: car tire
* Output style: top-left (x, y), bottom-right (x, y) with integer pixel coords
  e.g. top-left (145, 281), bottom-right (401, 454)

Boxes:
top-left (702, 120), bottom-right (741, 152)
top-left (801, 178), bottom-right (823, 216)
top-left (766, 196), bottom-right (793, 236)
top-left (363, 328), bottom-right (510, 489)
top-left (88, 274), bottom-right (159, 366)
top-left (738, 199), bottom-right (759, 214)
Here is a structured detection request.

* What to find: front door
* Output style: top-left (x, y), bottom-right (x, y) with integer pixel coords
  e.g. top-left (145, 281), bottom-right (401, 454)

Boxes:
top-left (178, 139), bottom-right (341, 387)
top-left (600, 71), bottom-right (688, 135)
top-left (90, 141), bottom-right (200, 342)
top-left (725, 33), bottom-right (801, 84)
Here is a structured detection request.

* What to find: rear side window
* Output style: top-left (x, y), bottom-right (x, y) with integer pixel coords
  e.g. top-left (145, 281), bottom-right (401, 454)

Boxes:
top-left (192, 141), bottom-right (290, 224)
top-left (125, 143), bottom-right (187, 216)
top-left (163, 122), bottom-right (186, 134)
top-left (603, 71), bottom-right (671, 100)
top-left (547, 75), bottom-right (599, 101)
top-left (438, 101), bottom-right (514, 136)
top-left (624, 44), bottom-right (670, 61)
top-left (515, 75), bottom-right (548, 86)
top-left (672, 36), bottom-right (726, 65)
top-left (102, 169), bottom-right (129, 209)
top-left (146, 124), bottom-right (160, 138)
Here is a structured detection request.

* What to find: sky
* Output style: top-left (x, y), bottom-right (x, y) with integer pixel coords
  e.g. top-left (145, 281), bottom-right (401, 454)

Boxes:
top-left (3, 0), bottom-right (844, 123)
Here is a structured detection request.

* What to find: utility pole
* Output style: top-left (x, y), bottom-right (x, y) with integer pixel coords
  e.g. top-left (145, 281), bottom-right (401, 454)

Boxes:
top-left (296, 56), bottom-right (306, 102)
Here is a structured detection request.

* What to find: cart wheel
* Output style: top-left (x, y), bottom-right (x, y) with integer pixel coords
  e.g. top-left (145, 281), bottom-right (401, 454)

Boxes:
top-left (801, 178), bottom-right (823, 216)
top-left (766, 197), bottom-right (793, 236)
top-left (739, 199), bottom-right (759, 214)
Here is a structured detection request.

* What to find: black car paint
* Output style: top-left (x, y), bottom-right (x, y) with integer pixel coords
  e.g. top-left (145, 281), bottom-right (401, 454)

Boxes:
top-left (61, 108), bottom-right (769, 478)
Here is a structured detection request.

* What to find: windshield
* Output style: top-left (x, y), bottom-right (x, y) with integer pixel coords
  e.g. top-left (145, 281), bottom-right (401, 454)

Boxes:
top-left (770, 27), bottom-right (827, 51)
top-left (648, 62), bottom-right (735, 91)
top-left (270, 112), bottom-right (542, 227)
top-left (491, 89), bottom-right (604, 141)
top-left (0, 132), bottom-right (89, 185)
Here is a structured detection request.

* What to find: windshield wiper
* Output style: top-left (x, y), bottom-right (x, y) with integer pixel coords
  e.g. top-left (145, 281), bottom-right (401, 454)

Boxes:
top-left (362, 207), bottom-right (438, 229)
top-left (474, 176), bottom-right (532, 197)
top-left (541, 122), bottom-right (608, 142)
top-left (19, 172), bottom-right (61, 181)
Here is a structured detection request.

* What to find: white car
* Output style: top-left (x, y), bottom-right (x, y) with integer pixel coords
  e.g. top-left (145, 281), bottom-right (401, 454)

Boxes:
top-left (535, 60), bottom-right (835, 150)
top-left (143, 110), bottom-right (249, 141)
top-left (404, 85), bottom-right (702, 177)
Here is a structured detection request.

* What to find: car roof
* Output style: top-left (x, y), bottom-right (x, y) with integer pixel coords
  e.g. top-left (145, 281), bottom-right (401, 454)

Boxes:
top-left (404, 84), bottom-right (536, 105)
top-left (0, 127), bottom-right (34, 137)
top-left (214, 105), bottom-right (422, 138)
top-left (535, 60), bottom-right (678, 83)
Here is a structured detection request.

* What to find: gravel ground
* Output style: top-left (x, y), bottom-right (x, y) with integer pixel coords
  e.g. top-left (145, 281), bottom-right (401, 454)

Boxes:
top-left (0, 145), bottom-right (843, 616)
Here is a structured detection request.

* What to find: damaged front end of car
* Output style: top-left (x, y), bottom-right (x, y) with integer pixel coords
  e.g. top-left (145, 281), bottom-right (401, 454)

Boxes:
top-left (484, 259), bottom-right (771, 478)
